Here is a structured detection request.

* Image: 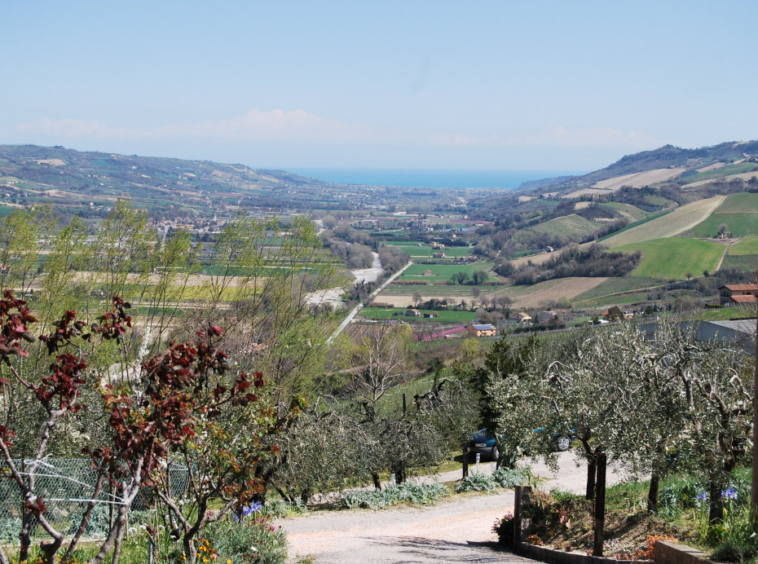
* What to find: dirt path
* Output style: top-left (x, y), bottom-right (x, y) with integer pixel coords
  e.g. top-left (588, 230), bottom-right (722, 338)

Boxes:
top-left (281, 452), bottom-right (627, 563)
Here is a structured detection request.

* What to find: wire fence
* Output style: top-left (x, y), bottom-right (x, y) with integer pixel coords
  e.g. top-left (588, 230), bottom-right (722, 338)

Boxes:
top-left (0, 458), bottom-right (190, 543)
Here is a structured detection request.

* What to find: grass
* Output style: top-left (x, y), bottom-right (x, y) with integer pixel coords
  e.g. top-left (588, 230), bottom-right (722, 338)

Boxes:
top-left (530, 214), bottom-right (600, 239)
top-left (359, 306), bottom-right (477, 323)
top-left (728, 237), bottom-right (758, 255)
top-left (572, 277), bottom-right (665, 305)
top-left (713, 192), bottom-right (758, 213)
top-left (613, 238), bottom-right (726, 280)
top-left (693, 306), bottom-right (756, 321)
top-left (693, 213), bottom-right (758, 238)
top-left (398, 262), bottom-right (495, 283)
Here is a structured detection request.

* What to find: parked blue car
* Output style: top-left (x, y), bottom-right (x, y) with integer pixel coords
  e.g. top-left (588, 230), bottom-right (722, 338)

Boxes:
top-left (468, 428), bottom-right (572, 461)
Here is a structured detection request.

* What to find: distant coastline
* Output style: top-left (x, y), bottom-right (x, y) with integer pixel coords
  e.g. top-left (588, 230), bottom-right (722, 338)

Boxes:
top-left (288, 168), bottom-right (583, 190)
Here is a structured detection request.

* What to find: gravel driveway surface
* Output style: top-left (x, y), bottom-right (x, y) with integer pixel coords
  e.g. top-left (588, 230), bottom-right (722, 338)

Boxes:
top-left (281, 452), bottom-right (628, 563)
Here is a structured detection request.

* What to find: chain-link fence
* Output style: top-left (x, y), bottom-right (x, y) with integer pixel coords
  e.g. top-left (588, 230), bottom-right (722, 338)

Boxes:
top-left (0, 458), bottom-right (190, 543)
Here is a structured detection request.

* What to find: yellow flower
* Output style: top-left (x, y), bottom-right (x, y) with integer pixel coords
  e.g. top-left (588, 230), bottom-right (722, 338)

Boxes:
top-left (227, 560), bottom-right (233, 564)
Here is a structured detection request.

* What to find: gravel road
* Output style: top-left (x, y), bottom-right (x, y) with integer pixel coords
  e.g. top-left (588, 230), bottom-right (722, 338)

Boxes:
top-left (281, 452), bottom-right (628, 563)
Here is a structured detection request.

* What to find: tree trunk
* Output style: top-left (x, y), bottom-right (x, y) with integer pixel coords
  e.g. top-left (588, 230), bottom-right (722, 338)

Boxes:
top-left (586, 457), bottom-right (597, 501)
top-left (647, 471), bottom-right (660, 513)
top-left (372, 472), bottom-right (381, 490)
top-left (709, 476), bottom-right (724, 524)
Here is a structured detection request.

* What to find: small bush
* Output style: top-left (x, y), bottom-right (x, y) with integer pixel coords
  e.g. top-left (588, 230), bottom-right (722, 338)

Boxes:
top-left (455, 472), bottom-right (497, 493)
top-left (263, 498), bottom-right (309, 519)
top-left (205, 515), bottom-right (288, 564)
top-left (492, 466), bottom-right (532, 488)
top-left (343, 482), bottom-right (449, 510)
top-left (493, 512), bottom-right (514, 546)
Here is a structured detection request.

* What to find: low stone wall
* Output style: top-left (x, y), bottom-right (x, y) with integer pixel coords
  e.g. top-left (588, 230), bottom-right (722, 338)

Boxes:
top-left (515, 540), bottom-right (712, 564)
top-left (517, 543), bottom-right (647, 564)
top-left (654, 541), bottom-right (714, 564)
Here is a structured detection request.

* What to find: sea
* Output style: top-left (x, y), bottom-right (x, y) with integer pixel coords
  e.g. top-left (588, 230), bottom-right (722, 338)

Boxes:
top-left (288, 168), bottom-right (580, 190)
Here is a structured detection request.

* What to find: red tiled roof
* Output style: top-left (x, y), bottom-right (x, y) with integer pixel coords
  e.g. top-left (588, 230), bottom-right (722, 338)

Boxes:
top-left (731, 295), bottom-right (758, 303)
top-left (720, 284), bottom-right (758, 291)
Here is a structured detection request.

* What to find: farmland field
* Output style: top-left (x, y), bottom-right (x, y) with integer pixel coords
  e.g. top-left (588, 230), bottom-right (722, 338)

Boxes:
top-left (602, 202), bottom-right (650, 222)
top-left (720, 254), bottom-right (758, 272)
top-left (572, 276), bottom-right (665, 305)
top-left (384, 242), bottom-right (473, 258)
top-left (531, 214), bottom-right (599, 238)
top-left (692, 213), bottom-right (758, 238)
top-left (602, 196), bottom-right (725, 248)
top-left (680, 162), bottom-right (758, 185)
top-left (398, 261), bottom-right (495, 283)
top-left (613, 238), bottom-right (726, 279)
top-left (358, 307), bottom-right (477, 323)
top-left (564, 168), bottom-right (686, 198)
top-left (728, 237), bottom-right (758, 255)
top-left (711, 192), bottom-right (758, 213)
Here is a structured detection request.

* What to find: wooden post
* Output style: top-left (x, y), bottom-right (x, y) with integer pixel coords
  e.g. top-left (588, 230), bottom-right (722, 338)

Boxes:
top-left (462, 443), bottom-right (469, 479)
top-left (513, 485), bottom-right (532, 550)
top-left (593, 452), bottom-right (607, 557)
top-left (402, 393), bottom-right (406, 415)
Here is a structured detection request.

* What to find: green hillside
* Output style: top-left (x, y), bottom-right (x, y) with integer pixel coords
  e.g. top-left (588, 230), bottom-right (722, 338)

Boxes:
top-left (727, 236), bottom-right (758, 255)
top-left (530, 214), bottom-right (599, 238)
top-left (613, 238), bottom-right (726, 279)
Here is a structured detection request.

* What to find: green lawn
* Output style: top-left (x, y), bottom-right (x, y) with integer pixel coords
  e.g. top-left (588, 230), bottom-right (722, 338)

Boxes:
top-left (359, 307), bottom-right (477, 323)
top-left (613, 238), bottom-right (726, 280)
top-left (727, 237), bottom-right (758, 255)
top-left (399, 262), bottom-right (495, 283)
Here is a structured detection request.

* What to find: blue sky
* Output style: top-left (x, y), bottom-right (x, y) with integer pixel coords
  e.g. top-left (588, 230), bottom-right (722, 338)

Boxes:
top-left (1, 0), bottom-right (756, 171)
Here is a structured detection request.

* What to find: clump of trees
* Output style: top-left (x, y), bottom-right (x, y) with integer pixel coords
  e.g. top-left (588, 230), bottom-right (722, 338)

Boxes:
top-left (512, 244), bottom-right (641, 285)
top-left (465, 321), bottom-right (752, 524)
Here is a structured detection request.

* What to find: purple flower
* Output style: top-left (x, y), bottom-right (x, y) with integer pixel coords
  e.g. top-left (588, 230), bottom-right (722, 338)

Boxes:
top-left (696, 491), bottom-right (708, 503)
top-left (721, 488), bottom-right (737, 501)
top-left (242, 501), bottom-right (263, 517)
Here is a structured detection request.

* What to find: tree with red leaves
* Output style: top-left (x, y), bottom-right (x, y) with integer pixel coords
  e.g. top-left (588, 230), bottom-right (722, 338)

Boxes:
top-left (0, 292), bottom-right (295, 564)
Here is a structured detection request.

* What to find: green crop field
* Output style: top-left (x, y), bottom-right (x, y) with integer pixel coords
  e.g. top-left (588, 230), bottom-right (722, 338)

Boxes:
top-left (720, 254), bottom-right (758, 272)
top-left (398, 262), bottom-right (495, 283)
top-left (692, 213), bottom-right (758, 238)
top-left (602, 203), bottom-right (650, 222)
top-left (359, 307), bottom-right (477, 323)
top-left (572, 276), bottom-right (665, 305)
top-left (681, 162), bottom-right (758, 185)
top-left (712, 192), bottom-right (758, 213)
top-left (385, 242), bottom-right (473, 258)
top-left (531, 214), bottom-right (599, 238)
top-left (728, 237), bottom-right (758, 255)
top-left (613, 238), bottom-right (726, 280)
top-left (602, 196), bottom-right (724, 248)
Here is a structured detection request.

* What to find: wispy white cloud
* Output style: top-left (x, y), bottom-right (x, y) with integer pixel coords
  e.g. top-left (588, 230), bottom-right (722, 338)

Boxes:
top-left (2, 110), bottom-right (664, 150)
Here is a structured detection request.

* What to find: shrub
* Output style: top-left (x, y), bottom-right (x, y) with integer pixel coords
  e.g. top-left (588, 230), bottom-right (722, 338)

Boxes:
top-left (455, 472), bottom-right (497, 493)
top-left (493, 512), bottom-right (514, 546)
top-left (492, 466), bottom-right (532, 488)
top-left (343, 482), bottom-right (448, 510)
top-left (205, 515), bottom-right (288, 564)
